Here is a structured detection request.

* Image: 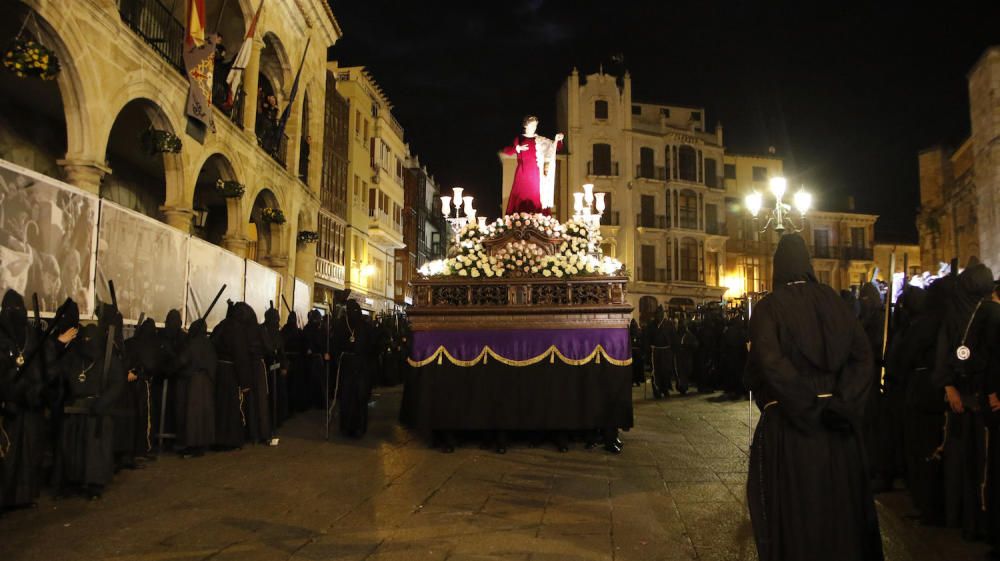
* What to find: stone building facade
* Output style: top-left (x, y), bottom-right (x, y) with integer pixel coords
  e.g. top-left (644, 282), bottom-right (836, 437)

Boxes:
top-left (917, 46), bottom-right (1000, 273)
top-left (538, 68), bottom-right (878, 321)
top-left (1, 0), bottom-right (340, 314)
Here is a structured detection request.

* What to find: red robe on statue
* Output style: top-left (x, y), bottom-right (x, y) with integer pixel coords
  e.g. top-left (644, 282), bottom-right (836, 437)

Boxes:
top-left (503, 135), bottom-right (561, 216)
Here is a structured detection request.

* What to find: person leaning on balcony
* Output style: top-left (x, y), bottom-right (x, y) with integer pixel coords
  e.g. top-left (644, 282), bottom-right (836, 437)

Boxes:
top-left (745, 233), bottom-right (883, 561)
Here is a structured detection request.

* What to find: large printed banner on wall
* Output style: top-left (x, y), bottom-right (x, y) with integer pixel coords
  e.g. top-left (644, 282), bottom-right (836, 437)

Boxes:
top-left (293, 277), bottom-right (311, 327)
top-left (96, 204), bottom-right (189, 323)
top-left (0, 160), bottom-right (98, 316)
top-left (186, 238), bottom-right (246, 328)
top-left (244, 258), bottom-right (281, 321)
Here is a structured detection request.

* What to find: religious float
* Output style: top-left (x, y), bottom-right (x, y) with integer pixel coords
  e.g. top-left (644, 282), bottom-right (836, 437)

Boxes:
top-left (401, 203), bottom-right (635, 449)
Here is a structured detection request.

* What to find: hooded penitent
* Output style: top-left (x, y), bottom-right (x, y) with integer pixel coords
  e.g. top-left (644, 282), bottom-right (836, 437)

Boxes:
top-left (1, 289), bottom-right (28, 349)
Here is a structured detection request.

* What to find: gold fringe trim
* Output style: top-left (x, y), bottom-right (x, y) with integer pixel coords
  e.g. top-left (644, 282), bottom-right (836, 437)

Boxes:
top-left (407, 344), bottom-right (633, 368)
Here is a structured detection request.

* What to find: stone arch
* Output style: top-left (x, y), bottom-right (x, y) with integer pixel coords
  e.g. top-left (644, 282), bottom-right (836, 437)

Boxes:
top-left (248, 186), bottom-right (283, 261)
top-left (260, 31), bottom-right (292, 103)
top-left (3, 3), bottom-right (94, 178)
top-left (101, 98), bottom-right (183, 222)
top-left (192, 153), bottom-right (242, 246)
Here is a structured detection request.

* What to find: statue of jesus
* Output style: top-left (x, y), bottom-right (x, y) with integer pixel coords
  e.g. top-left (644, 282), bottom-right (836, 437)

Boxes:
top-left (502, 116), bottom-right (563, 216)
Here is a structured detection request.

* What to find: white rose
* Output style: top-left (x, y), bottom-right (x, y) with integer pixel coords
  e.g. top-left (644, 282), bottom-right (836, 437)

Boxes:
top-left (455, 262), bottom-right (464, 269)
top-left (471, 269), bottom-right (481, 278)
top-left (458, 269), bottom-right (468, 276)
top-left (542, 270), bottom-right (552, 277)
top-left (555, 269), bottom-right (564, 278)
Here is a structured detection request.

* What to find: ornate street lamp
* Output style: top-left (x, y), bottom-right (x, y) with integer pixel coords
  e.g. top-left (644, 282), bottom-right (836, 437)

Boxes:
top-left (745, 176), bottom-right (811, 233)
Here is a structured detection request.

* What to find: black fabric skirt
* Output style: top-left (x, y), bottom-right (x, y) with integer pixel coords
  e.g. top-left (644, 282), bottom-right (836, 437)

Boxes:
top-left (748, 405), bottom-right (883, 561)
top-left (402, 360), bottom-right (633, 436)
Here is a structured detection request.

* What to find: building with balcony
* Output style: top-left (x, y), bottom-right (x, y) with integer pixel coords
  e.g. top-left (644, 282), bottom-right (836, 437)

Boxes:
top-left (399, 155), bottom-right (445, 306)
top-left (329, 63), bottom-right (407, 313)
top-left (553, 68), bottom-right (729, 322)
top-left (0, 0), bottom-right (341, 315)
top-left (314, 73), bottom-right (350, 304)
top-left (722, 153), bottom-right (879, 296)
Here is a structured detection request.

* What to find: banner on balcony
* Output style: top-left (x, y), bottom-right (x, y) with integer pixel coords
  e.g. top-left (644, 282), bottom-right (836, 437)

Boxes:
top-left (182, 0), bottom-right (215, 131)
top-left (96, 204), bottom-right (189, 323)
top-left (185, 237), bottom-right (245, 328)
top-left (0, 161), bottom-right (98, 316)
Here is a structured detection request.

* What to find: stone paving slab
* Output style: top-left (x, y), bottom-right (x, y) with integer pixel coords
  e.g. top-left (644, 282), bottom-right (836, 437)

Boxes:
top-left (0, 386), bottom-right (992, 561)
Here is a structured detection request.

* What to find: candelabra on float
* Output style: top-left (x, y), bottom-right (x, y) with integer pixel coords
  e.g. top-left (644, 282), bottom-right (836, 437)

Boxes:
top-left (440, 186), bottom-right (477, 239)
top-left (572, 183), bottom-right (605, 227)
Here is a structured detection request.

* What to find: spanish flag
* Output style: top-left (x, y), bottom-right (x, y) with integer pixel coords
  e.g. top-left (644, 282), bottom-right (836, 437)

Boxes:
top-left (185, 0), bottom-right (207, 47)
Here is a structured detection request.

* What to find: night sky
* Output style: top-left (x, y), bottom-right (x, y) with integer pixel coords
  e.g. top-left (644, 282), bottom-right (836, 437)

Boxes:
top-left (328, 1), bottom-right (1000, 242)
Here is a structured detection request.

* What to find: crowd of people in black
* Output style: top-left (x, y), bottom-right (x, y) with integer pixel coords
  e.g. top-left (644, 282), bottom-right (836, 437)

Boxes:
top-left (740, 234), bottom-right (1000, 561)
top-left (630, 302), bottom-right (750, 402)
top-left (0, 290), bottom-right (410, 508)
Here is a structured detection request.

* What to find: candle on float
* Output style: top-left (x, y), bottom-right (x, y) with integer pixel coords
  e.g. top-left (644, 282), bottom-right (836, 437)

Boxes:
top-left (440, 196), bottom-right (452, 216)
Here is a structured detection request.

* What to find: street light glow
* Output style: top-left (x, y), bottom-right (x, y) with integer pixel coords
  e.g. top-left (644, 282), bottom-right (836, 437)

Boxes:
top-left (769, 176), bottom-right (787, 199)
top-left (794, 189), bottom-right (812, 215)
top-left (745, 191), bottom-right (763, 217)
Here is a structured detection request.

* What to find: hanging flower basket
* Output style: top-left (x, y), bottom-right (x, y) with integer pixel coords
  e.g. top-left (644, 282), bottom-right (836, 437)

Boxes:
top-left (261, 207), bottom-right (286, 225)
top-left (215, 179), bottom-right (245, 198)
top-left (2, 37), bottom-right (59, 80)
top-left (297, 230), bottom-right (319, 244)
top-left (141, 128), bottom-right (182, 155)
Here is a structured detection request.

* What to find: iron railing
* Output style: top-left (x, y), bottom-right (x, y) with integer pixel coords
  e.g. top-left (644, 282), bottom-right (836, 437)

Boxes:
top-left (118, 0), bottom-right (185, 73)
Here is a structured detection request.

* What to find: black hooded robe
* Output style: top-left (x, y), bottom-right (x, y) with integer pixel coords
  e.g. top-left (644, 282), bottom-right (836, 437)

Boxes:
top-left (280, 313), bottom-right (306, 415)
top-left (629, 319), bottom-right (645, 386)
top-left (262, 308), bottom-right (288, 429)
top-left (174, 320), bottom-right (216, 450)
top-left (0, 290), bottom-right (47, 507)
top-left (891, 285), bottom-right (947, 525)
top-left (745, 234), bottom-right (883, 561)
top-left (211, 308), bottom-right (245, 449)
top-left (645, 315), bottom-right (677, 398)
top-left (118, 318), bottom-right (158, 464)
top-left (333, 304), bottom-right (372, 438)
top-left (58, 325), bottom-right (125, 490)
top-left (932, 263), bottom-right (999, 539)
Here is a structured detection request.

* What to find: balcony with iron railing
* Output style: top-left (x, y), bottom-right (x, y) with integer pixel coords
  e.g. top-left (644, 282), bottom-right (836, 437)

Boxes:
top-left (587, 161), bottom-right (620, 177)
top-left (842, 246), bottom-right (874, 261)
top-left (635, 165), bottom-right (667, 181)
top-left (813, 245), bottom-right (834, 259)
top-left (635, 214), bottom-right (669, 230)
top-left (315, 256), bottom-right (346, 287)
top-left (600, 211), bottom-right (621, 227)
top-left (118, 0), bottom-right (185, 73)
top-left (635, 268), bottom-right (669, 283)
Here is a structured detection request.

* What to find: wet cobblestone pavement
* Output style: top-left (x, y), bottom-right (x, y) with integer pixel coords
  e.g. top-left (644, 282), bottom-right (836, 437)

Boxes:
top-left (0, 386), bottom-right (991, 560)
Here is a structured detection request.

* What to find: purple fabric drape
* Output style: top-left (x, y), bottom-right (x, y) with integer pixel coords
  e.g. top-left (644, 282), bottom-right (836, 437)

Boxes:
top-left (410, 328), bottom-right (630, 363)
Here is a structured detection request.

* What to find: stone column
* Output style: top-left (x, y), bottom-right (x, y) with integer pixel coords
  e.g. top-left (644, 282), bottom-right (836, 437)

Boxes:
top-left (222, 235), bottom-right (249, 258)
top-left (242, 38), bottom-right (265, 135)
top-left (58, 157), bottom-right (110, 195)
top-left (161, 205), bottom-right (195, 234)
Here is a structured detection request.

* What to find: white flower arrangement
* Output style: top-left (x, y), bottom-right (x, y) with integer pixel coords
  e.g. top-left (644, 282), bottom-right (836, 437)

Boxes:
top-left (419, 213), bottom-right (621, 279)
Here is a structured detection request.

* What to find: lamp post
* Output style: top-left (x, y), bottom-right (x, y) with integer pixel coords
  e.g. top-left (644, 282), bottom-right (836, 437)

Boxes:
top-left (744, 176), bottom-right (811, 233)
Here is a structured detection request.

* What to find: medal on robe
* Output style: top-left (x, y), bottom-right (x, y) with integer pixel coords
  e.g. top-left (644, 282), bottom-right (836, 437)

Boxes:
top-left (78, 372), bottom-right (87, 383)
top-left (350, 336), bottom-right (356, 343)
top-left (15, 353), bottom-right (24, 367)
top-left (956, 345), bottom-right (971, 361)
